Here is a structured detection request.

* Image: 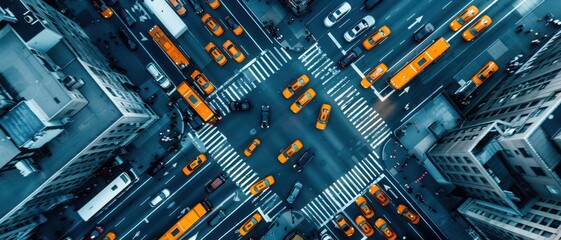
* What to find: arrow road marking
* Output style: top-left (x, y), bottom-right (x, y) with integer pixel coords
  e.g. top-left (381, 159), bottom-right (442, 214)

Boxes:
top-left (398, 86), bottom-right (410, 96)
top-left (408, 16), bottom-right (424, 30)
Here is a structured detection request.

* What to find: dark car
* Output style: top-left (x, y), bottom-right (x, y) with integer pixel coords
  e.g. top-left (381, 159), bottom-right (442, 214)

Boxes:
top-left (364, 0), bottom-right (381, 9)
top-left (338, 47), bottom-right (363, 69)
top-left (116, 7), bottom-right (135, 27)
top-left (208, 210), bottom-right (226, 226)
top-left (118, 28), bottom-right (137, 50)
top-left (229, 100), bottom-right (250, 111)
top-left (287, 181), bottom-right (303, 204)
top-left (260, 105), bottom-right (270, 128)
top-left (205, 173), bottom-right (228, 193)
top-left (413, 23), bottom-right (434, 42)
top-left (187, 0), bottom-right (204, 14)
top-left (148, 160), bottom-right (165, 176)
top-left (293, 148), bottom-right (314, 172)
top-left (83, 225), bottom-right (104, 240)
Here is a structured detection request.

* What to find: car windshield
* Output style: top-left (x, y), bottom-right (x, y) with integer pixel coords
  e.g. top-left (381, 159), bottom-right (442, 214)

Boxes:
top-left (469, 27), bottom-right (479, 35)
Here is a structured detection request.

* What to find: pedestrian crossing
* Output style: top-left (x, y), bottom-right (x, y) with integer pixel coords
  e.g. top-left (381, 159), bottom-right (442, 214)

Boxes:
top-left (300, 153), bottom-right (385, 227)
top-left (298, 43), bottom-right (340, 83)
top-left (206, 47), bottom-right (291, 116)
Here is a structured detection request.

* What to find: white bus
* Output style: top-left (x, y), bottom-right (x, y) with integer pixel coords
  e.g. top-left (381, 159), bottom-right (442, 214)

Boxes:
top-left (77, 169), bottom-right (138, 221)
top-left (143, 0), bottom-right (187, 38)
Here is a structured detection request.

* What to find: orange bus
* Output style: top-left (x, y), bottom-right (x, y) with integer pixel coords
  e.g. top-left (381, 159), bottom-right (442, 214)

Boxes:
top-left (159, 199), bottom-right (213, 240)
top-left (177, 81), bottom-right (220, 124)
top-left (148, 25), bottom-right (191, 73)
top-left (388, 37), bottom-right (450, 90)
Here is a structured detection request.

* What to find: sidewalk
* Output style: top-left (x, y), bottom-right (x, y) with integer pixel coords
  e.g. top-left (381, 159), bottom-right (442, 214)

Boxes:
top-left (239, 0), bottom-right (315, 52)
top-left (261, 210), bottom-right (319, 240)
top-left (381, 93), bottom-right (472, 240)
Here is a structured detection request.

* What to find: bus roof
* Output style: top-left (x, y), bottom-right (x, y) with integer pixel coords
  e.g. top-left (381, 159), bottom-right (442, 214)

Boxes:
top-left (177, 81), bottom-right (215, 123)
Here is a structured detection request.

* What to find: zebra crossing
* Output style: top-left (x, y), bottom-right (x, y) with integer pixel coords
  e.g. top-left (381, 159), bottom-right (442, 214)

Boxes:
top-left (206, 47), bottom-right (291, 117)
top-left (300, 153), bottom-right (385, 227)
top-left (298, 43), bottom-right (340, 83)
top-left (195, 124), bottom-right (284, 221)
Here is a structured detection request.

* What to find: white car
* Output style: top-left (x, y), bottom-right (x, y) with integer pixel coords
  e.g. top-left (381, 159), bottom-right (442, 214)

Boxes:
top-left (343, 15), bottom-right (375, 42)
top-left (324, 2), bottom-right (351, 27)
top-left (149, 189), bottom-right (170, 207)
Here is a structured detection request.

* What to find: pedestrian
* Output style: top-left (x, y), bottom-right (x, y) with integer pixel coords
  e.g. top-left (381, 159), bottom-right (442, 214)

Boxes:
top-left (537, 17), bottom-right (542, 22)
top-left (535, 31), bottom-right (540, 36)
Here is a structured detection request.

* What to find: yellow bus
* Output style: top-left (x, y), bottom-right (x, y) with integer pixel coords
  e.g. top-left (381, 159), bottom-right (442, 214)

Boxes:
top-left (177, 81), bottom-right (220, 124)
top-left (388, 37), bottom-right (450, 90)
top-left (148, 25), bottom-right (191, 73)
top-left (159, 199), bottom-right (213, 240)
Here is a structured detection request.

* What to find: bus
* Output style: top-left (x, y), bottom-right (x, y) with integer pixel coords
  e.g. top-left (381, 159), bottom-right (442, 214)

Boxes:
top-left (77, 168), bottom-right (138, 221)
top-left (142, 0), bottom-right (187, 38)
top-left (177, 81), bottom-right (220, 125)
top-left (159, 199), bottom-right (213, 240)
top-left (148, 25), bottom-right (192, 73)
top-left (388, 37), bottom-right (450, 90)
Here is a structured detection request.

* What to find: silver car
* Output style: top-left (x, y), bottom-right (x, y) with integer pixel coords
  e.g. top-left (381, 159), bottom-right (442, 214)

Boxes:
top-left (324, 2), bottom-right (351, 27)
top-left (343, 15), bottom-right (375, 42)
top-left (149, 189), bottom-right (170, 207)
top-left (146, 63), bottom-right (174, 94)
top-left (287, 181), bottom-right (303, 204)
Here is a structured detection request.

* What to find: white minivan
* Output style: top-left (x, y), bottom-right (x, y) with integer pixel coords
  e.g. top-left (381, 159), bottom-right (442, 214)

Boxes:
top-left (149, 189), bottom-right (170, 207)
top-left (146, 63), bottom-right (175, 94)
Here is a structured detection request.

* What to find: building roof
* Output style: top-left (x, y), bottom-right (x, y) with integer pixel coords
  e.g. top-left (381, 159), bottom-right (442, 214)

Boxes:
top-left (0, 129), bottom-right (20, 169)
top-left (0, 101), bottom-right (45, 147)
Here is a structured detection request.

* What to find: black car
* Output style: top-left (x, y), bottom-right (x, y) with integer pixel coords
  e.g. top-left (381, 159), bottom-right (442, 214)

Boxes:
top-left (364, 0), bottom-right (381, 9)
top-left (116, 7), bottom-right (135, 27)
top-left (413, 23), bottom-right (434, 42)
top-left (260, 105), bottom-right (270, 128)
top-left (148, 160), bottom-right (165, 176)
top-left (338, 47), bottom-right (363, 69)
top-left (229, 100), bottom-right (250, 111)
top-left (208, 210), bottom-right (226, 227)
top-left (224, 16), bottom-right (241, 31)
top-left (293, 148), bottom-right (314, 172)
top-left (118, 28), bottom-right (137, 50)
top-left (83, 225), bottom-right (104, 240)
top-left (187, 0), bottom-right (204, 14)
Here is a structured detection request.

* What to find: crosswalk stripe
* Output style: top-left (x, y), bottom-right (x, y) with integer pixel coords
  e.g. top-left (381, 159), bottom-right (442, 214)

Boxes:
top-left (364, 120), bottom-right (386, 138)
top-left (222, 155), bottom-right (238, 169)
top-left (310, 201), bottom-right (330, 221)
top-left (224, 88), bottom-right (235, 102)
top-left (331, 183), bottom-right (349, 204)
top-left (357, 113), bottom-right (380, 133)
top-left (318, 196), bottom-right (337, 213)
top-left (263, 53), bottom-right (279, 71)
top-left (231, 165), bottom-right (249, 182)
top-left (197, 125), bottom-right (212, 138)
top-left (251, 64), bottom-right (267, 80)
top-left (325, 187), bottom-right (342, 208)
top-left (298, 43), bottom-right (319, 60)
top-left (246, 67), bottom-right (262, 83)
top-left (301, 209), bottom-right (321, 225)
top-left (344, 172), bottom-right (361, 193)
top-left (306, 53), bottom-right (326, 70)
top-left (334, 87), bottom-right (354, 103)
top-left (359, 161), bottom-right (376, 178)
top-left (328, 79), bottom-right (350, 96)
top-left (353, 110), bottom-right (376, 129)
top-left (216, 97), bottom-right (230, 113)
top-left (201, 130), bottom-right (220, 144)
top-left (230, 162), bottom-right (247, 176)
top-left (364, 157), bottom-right (381, 175)
top-left (351, 167), bottom-right (368, 187)
top-left (226, 157), bottom-right (242, 170)
top-left (339, 176), bottom-right (356, 197)
top-left (259, 55), bottom-right (275, 74)
top-left (312, 58), bottom-right (332, 77)
top-left (216, 148), bottom-right (233, 163)
top-left (242, 80), bottom-right (253, 91)
top-left (267, 50), bottom-right (283, 67)
top-left (302, 48), bottom-right (321, 66)
top-left (207, 138), bottom-right (225, 152)
top-left (239, 174), bottom-right (258, 189)
top-left (345, 101), bottom-right (366, 117)
top-left (280, 47), bottom-right (292, 60)
top-left (205, 134), bottom-right (224, 150)
top-left (371, 131), bottom-right (391, 149)
top-left (213, 146), bottom-right (229, 161)
top-left (255, 60), bottom-right (270, 77)
top-left (273, 47), bottom-right (287, 63)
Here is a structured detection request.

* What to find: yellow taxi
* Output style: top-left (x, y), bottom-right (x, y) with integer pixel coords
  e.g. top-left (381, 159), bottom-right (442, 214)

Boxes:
top-left (355, 196), bottom-right (375, 219)
top-left (92, 0), bottom-right (113, 19)
top-left (362, 25), bottom-right (391, 50)
top-left (166, 0), bottom-right (187, 16)
top-left (334, 213), bottom-right (355, 237)
top-left (206, 0), bottom-right (220, 9)
top-left (355, 215), bottom-right (374, 237)
top-left (238, 213), bottom-right (262, 236)
top-left (471, 61), bottom-right (498, 86)
top-left (462, 15), bottom-right (492, 41)
top-left (369, 184), bottom-right (390, 206)
top-left (282, 74), bottom-right (310, 99)
top-left (223, 40), bottom-right (245, 63)
top-left (277, 139), bottom-right (303, 163)
top-left (397, 204), bottom-right (421, 224)
top-left (205, 42), bottom-right (228, 66)
top-left (201, 13), bottom-right (224, 36)
top-left (375, 218), bottom-right (397, 240)
top-left (249, 175), bottom-right (275, 195)
top-left (225, 16), bottom-right (244, 36)
top-left (450, 5), bottom-right (479, 31)
top-left (290, 88), bottom-right (316, 113)
top-left (190, 70), bottom-right (215, 94)
top-left (244, 138), bottom-right (261, 157)
top-left (101, 231), bottom-right (116, 240)
top-left (182, 153), bottom-right (207, 176)
top-left (361, 63), bottom-right (387, 88)
top-left (315, 104), bottom-right (332, 130)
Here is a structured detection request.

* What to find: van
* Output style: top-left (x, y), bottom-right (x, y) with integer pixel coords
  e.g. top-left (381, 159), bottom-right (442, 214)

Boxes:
top-left (208, 210), bottom-right (226, 226)
top-left (205, 173), bottom-right (227, 193)
top-left (293, 148), bottom-right (314, 172)
top-left (146, 63), bottom-right (173, 93)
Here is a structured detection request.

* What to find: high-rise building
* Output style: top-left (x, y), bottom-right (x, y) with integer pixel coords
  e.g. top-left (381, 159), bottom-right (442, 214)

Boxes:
top-left (428, 29), bottom-right (561, 240)
top-left (0, 1), bottom-right (158, 239)
top-left (281, 0), bottom-right (317, 16)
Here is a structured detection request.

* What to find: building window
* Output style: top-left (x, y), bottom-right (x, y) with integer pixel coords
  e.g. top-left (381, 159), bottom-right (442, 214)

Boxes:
top-left (504, 150), bottom-right (514, 157)
top-left (519, 148), bottom-right (532, 158)
top-left (514, 165), bottom-right (526, 174)
top-left (531, 167), bottom-right (546, 176)
top-left (545, 185), bottom-right (559, 195)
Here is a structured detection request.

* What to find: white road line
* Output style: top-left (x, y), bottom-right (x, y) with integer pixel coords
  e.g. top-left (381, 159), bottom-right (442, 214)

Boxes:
top-left (380, 49), bottom-right (394, 61)
top-left (351, 62), bottom-right (365, 78)
top-left (442, 1), bottom-right (452, 9)
top-left (255, 60), bottom-right (270, 77)
top-left (298, 43), bottom-right (319, 59)
top-left (246, 67), bottom-right (261, 83)
top-left (251, 64), bottom-right (267, 80)
top-left (280, 47), bottom-right (292, 60)
top-left (327, 32), bottom-right (343, 50)
top-left (266, 51), bottom-right (282, 68)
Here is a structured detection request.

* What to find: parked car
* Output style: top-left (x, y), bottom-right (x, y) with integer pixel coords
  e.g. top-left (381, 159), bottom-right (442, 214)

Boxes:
top-left (118, 28), bottom-right (137, 50)
top-left (260, 105), bottom-right (270, 128)
top-left (147, 159), bottom-right (165, 176)
top-left (149, 189), bottom-right (170, 207)
top-left (413, 23), bottom-right (434, 42)
top-left (225, 16), bottom-right (244, 35)
top-left (324, 2), bottom-right (351, 27)
top-left (471, 61), bottom-right (498, 85)
top-left (116, 7), bottom-right (135, 27)
top-left (343, 15), bottom-right (375, 42)
top-left (83, 225), bottom-right (104, 240)
top-left (187, 0), bottom-right (204, 14)
top-left (205, 173), bottom-right (228, 193)
top-left (287, 181), bottom-right (303, 204)
top-left (338, 47), bottom-right (363, 68)
top-left (229, 100), bottom-right (250, 111)
top-left (208, 210), bottom-right (226, 226)
top-left (292, 148), bottom-right (314, 172)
